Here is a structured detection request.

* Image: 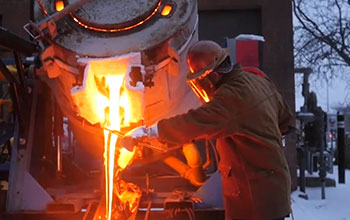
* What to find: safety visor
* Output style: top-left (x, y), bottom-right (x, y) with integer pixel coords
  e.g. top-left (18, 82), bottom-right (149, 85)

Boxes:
top-left (187, 69), bottom-right (217, 103)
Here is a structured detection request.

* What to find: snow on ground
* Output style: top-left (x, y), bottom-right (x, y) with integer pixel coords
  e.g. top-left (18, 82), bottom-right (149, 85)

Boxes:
top-left (286, 167), bottom-right (350, 220)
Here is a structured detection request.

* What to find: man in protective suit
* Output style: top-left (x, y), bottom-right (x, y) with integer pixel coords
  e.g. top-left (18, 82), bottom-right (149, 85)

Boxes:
top-left (120, 40), bottom-right (293, 220)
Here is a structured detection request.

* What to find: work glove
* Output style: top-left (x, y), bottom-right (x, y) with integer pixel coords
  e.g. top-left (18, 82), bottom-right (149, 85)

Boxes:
top-left (120, 124), bottom-right (158, 151)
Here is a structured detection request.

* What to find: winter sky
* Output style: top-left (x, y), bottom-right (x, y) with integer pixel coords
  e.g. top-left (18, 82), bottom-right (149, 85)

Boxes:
top-left (293, 0), bottom-right (350, 113)
top-left (295, 74), bottom-right (350, 113)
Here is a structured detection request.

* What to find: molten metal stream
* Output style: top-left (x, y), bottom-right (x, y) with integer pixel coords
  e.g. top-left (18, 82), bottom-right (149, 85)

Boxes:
top-left (102, 75), bottom-right (140, 220)
top-left (104, 76), bottom-right (123, 220)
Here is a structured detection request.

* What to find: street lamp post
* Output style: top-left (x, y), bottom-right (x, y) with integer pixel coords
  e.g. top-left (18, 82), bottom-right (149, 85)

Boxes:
top-left (326, 77), bottom-right (329, 113)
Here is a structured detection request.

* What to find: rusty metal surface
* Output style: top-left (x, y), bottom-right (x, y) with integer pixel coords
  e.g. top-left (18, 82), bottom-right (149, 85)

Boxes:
top-left (71, 0), bottom-right (160, 25)
top-left (53, 0), bottom-right (196, 57)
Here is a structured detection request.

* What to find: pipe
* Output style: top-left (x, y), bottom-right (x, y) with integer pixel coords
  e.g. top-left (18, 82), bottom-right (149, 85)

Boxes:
top-left (183, 143), bottom-right (207, 186)
top-left (182, 143), bottom-right (202, 168)
top-left (37, 0), bottom-right (92, 30)
top-left (57, 135), bottom-right (62, 172)
top-left (54, 104), bottom-right (64, 173)
top-left (337, 113), bottom-right (345, 184)
top-left (163, 156), bottom-right (189, 177)
top-left (202, 139), bottom-right (212, 169)
top-left (163, 143), bottom-right (206, 187)
top-left (13, 51), bottom-right (28, 101)
top-left (0, 60), bottom-right (26, 136)
top-left (144, 201), bottom-right (152, 220)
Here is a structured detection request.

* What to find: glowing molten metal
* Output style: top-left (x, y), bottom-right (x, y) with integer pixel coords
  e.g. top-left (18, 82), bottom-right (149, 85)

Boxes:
top-left (103, 76), bottom-right (142, 220)
top-left (71, 53), bottom-right (144, 220)
top-left (71, 54), bottom-right (144, 220)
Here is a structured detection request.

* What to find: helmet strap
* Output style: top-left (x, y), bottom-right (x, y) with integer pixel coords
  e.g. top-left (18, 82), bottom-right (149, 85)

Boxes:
top-left (214, 56), bottom-right (233, 74)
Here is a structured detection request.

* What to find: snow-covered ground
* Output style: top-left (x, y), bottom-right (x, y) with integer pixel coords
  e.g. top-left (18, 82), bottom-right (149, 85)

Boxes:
top-left (286, 168), bottom-right (350, 220)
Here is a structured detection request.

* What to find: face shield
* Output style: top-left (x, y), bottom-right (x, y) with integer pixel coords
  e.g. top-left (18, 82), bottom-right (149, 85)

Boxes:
top-left (186, 56), bottom-right (232, 103)
top-left (187, 69), bottom-right (220, 103)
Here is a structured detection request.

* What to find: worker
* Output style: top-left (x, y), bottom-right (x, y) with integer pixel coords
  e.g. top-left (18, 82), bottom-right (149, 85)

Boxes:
top-left (120, 40), bottom-right (293, 220)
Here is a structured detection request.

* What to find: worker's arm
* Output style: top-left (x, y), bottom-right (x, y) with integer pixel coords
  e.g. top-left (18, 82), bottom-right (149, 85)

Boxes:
top-left (157, 88), bottom-right (238, 145)
top-left (120, 84), bottom-right (239, 150)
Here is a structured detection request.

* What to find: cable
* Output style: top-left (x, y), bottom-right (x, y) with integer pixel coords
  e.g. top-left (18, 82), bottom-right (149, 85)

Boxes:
top-left (208, 139), bottom-right (220, 168)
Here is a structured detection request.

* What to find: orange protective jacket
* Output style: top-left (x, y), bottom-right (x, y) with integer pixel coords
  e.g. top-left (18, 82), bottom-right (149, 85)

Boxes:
top-left (157, 64), bottom-right (293, 220)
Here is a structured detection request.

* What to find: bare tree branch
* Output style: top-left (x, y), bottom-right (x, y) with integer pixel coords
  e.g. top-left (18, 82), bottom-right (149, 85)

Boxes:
top-left (335, 0), bottom-right (346, 51)
top-left (293, 0), bottom-right (350, 77)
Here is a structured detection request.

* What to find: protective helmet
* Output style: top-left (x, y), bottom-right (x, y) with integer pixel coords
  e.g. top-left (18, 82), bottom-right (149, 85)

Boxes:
top-left (186, 40), bottom-right (231, 103)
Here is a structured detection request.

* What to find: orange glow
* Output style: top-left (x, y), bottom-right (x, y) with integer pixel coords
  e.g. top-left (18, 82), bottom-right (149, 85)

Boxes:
top-left (188, 65), bottom-right (195, 74)
top-left (103, 76), bottom-right (123, 220)
top-left (161, 5), bottom-right (173, 16)
top-left (119, 92), bottom-right (131, 127)
top-left (55, 0), bottom-right (65, 11)
top-left (117, 147), bottom-right (136, 170)
top-left (114, 180), bottom-right (141, 213)
top-left (71, 0), bottom-right (162, 32)
top-left (189, 80), bottom-right (210, 103)
top-left (72, 55), bottom-right (144, 219)
top-left (100, 71), bottom-right (141, 219)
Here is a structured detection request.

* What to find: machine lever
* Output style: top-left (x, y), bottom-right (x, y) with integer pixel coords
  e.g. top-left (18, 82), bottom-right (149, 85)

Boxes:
top-left (104, 128), bottom-right (125, 138)
top-left (24, 0), bottom-right (93, 40)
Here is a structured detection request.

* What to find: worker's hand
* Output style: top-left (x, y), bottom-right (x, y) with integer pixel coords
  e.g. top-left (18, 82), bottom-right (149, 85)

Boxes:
top-left (120, 124), bottom-right (158, 151)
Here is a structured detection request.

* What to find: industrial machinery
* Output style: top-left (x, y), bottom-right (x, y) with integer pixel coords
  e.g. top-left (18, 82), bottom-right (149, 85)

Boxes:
top-left (295, 68), bottom-right (335, 200)
top-left (1, 0), bottom-right (226, 219)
